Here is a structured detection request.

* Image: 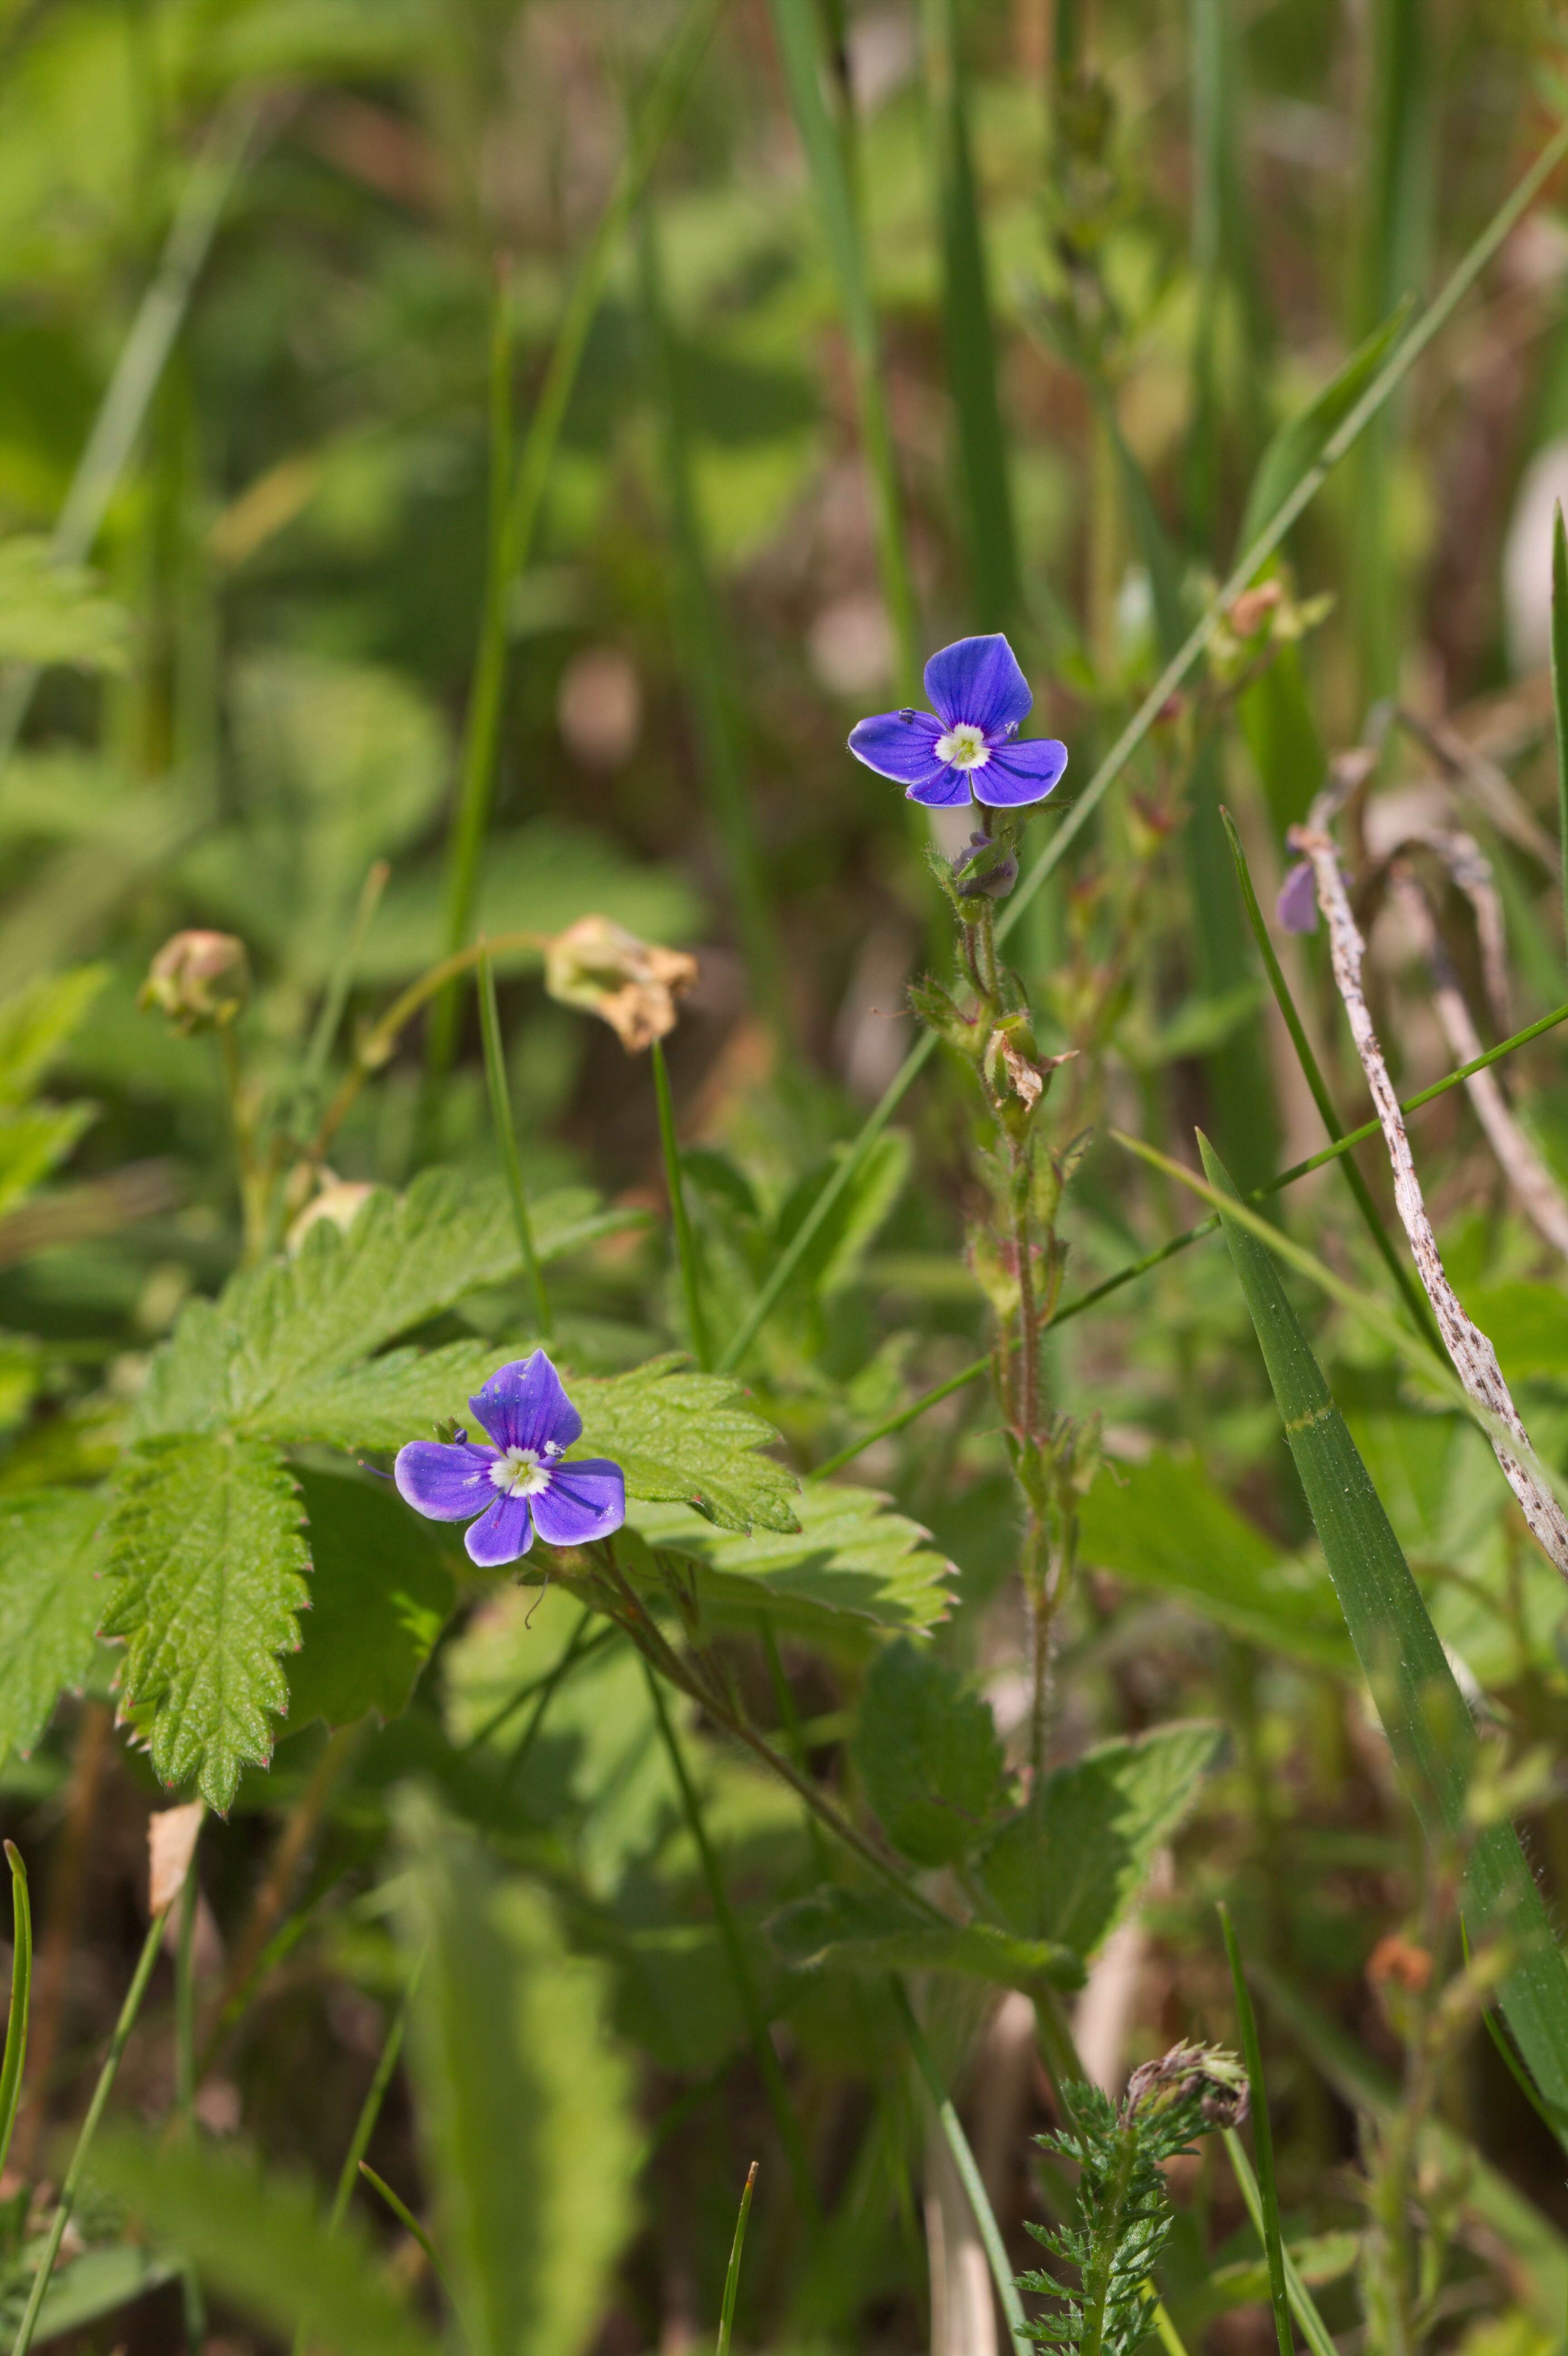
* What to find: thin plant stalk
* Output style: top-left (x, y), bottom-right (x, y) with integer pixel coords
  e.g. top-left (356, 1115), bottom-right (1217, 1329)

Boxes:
top-left (640, 1660), bottom-right (821, 2223)
top-left (809, 992), bottom-right (1568, 1477)
top-left (651, 1037), bottom-right (711, 1369)
top-left (429, 0), bottom-right (726, 1075)
top-left (0, 93), bottom-right (263, 774)
top-left (1552, 500), bottom-right (1568, 964)
top-left (1220, 807), bottom-right (1441, 1354)
top-left (298, 859), bottom-right (391, 1112)
top-left (889, 1975), bottom-right (1031, 2356)
top-left (1218, 1904), bottom-right (1291, 2356)
top-left (478, 944), bottom-right (552, 1340)
top-left (488, 1603), bottom-right (597, 1825)
top-left (10, 1907), bottom-right (168, 2356)
top-left (714, 111), bottom-right (1568, 1374)
top-left (329, 1971), bottom-right (419, 2234)
top-left (459, 1618), bottom-right (616, 1753)
top-left (1223, 2130), bottom-right (1338, 2356)
top-left (0, 1845), bottom-right (31, 2182)
top-left (717, 2162), bottom-right (759, 2356)
top-left (358, 2162), bottom-right (457, 2305)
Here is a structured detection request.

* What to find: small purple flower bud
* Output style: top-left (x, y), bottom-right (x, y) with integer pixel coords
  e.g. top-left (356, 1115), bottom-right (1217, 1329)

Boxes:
top-left (953, 831), bottom-right (1018, 900)
top-left (1276, 860), bottom-right (1319, 934)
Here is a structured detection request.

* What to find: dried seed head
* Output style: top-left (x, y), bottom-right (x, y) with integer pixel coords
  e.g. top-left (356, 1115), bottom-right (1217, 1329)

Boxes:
top-left (139, 931), bottom-right (250, 1034)
top-left (543, 914), bottom-right (697, 1054)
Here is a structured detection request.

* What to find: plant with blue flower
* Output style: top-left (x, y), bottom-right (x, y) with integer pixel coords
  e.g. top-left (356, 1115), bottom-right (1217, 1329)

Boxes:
top-left (848, 633), bottom-right (1067, 810)
top-left (395, 1349), bottom-right (625, 1566)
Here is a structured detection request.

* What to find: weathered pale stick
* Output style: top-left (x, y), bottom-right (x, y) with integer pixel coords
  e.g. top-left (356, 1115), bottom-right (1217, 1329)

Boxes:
top-left (1388, 863), bottom-right (1568, 1261)
top-left (1291, 809), bottom-right (1568, 1578)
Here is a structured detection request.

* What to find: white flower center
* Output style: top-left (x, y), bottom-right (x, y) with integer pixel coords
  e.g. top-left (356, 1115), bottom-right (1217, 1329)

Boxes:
top-left (489, 1445), bottom-right (553, 1498)
top-left (936, 722), bottom-right (990, 772)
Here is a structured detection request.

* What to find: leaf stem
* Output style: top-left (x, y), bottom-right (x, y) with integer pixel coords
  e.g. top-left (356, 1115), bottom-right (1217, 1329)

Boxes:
top-left (1219, 1903), bottom-right (1292, 2356)
top-left (716, 2163), bottom-right (758, 2356)
top-left (652, 1038), bottom-right (711, 1369)
top-left (478, 944), bottom-right (552, 1340)
top-left (358, 2162), bottom-right (458, 2306)
top-left (0, 1846), bottom-right (30, 2182)
top-left (10, 1906), bottom-right (168, 2356)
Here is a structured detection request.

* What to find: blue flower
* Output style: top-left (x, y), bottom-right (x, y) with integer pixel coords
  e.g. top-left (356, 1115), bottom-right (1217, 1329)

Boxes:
top-left (394, 1350), bottom-right (625, 1567)
top-left (1275, 860), bottom-right (1319, 934)
top-left (848, 634), bottom-right (1069, 810)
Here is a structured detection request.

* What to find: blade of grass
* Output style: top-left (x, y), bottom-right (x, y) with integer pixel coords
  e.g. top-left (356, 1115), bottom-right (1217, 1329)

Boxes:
top-left (637, 206), bottom-right (786, 1031)
top-left (1552, 500), bottom-right (1568, 963)
top-left (1219, 805), bottom-right (1440, 1351)
top-left (717, 113), bottom-right (1568, 1374)
top-left (717, 2163), bottom-right (758, 2356)
top-left (652, 1037), bottom-right (712, 1370)
top-left (810, 994), bottom-right (1568, 1476)
top-left (766, 0), bottom-right (921, 696)
top-left (641, 1661), bottom-right (820, 2223)
top-left (488, 1603), bottom-right (597, 1827)
top-left (1218, 1904), bottom-right (1291, 2356)
top-left (299, 860), bottom-right (391, 1114)
top-left (331, 1972), bottom-right (419, 2234)
top-left (920, 0), bottom-right (1022, 630)
top-left (0, 1846), bottom-right (30, 2182)
top-left (1462, 1917), bottom-right (1568, 2149)
top-left (1221, 2132), bottom-right (1337, 2356)
top-left (478, 944), bottom-right (552, 1342)
top-left (10, 1906), bottom-right (167, 2356)
top-left (0, 93), bottom-right (263, 774)
top-left (429, 0), bottom-right (726, 1074)
top-left (357, 2164), bottom-right (456, 2305)
top-left (1197, 1132), bottom-right (1568, 2117)
top-left (889, 1976), bottom-right (1031, 2356)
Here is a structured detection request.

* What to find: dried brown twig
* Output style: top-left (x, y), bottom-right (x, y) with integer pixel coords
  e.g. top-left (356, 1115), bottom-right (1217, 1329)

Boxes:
top-left (1290, 778), bottom-right (1568, 1580)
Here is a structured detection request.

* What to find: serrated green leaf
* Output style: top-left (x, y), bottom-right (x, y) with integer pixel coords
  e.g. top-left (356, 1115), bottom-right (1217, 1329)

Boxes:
top-left (0, 966), bottom-right (106, 1104)
top-left (1079, 1453), bottom-right (1354, 1672)
top-left (103, 1438), bottom-right (310, 1810)
top-left (132, 1175), bottom-right (631, 1442)
top-left (767, 1884), bottom-right (1083, 1991)
top-left (852, 1638), bottom-right (1009, 1865)
top-left (0, 539), bottom-right (129, 672)
top-left (574, 1355), bottom-right (799, 1534)
top-left (88, 2129), bottom-right (439, 2356)
top-left (257, 1336), bottom-right (501, 1451)
top-left (396, 1794), bottom-right (640, 2356)
top-left (287, 1470), bottom-right (454, 1730)
top-left (0, 1488), bottom-right (103, 1766)
top-left (979, 1722), bottom-right (1226, 1956)
top-left (1202, 1134), bottom-right (1568, 2120)
top-left (625, 1484), bottom-right (951, 1631)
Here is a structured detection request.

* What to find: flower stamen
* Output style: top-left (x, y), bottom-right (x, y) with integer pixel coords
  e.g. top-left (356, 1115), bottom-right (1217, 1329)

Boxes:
top-left (936, 721), bottom-right (991, 772)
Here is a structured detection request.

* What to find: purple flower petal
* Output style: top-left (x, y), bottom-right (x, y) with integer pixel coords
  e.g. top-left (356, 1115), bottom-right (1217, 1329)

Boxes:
top-left (972, 736), bottom-right (1069, 809)
top-left (469, 1352), bottom-right (583, 1455)
top-left (1276, 860), bottom-right (1319, 934)
top-left (923, 635), bottom-right (1032, 736)
top-left (848, 709), bottom-right (948, 791)
top-left (906, 766), bottom-right (976, 808)
top-left (464, 1493), bottom-right (534, 1566)
top-left (394, 1439), bottom-right (498, 1521)
top-left (532, 1459), bottom-right (627, 1547)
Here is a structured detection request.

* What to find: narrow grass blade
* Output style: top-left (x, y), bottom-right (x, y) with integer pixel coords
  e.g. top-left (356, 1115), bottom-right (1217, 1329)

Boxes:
top-left (1221, 2131), bottom-right (1336, 2356)
top-left (1218, 1904), bottom-right (1291, 2356)
top-left (11, 1906), bottom-right (166, 2356)
top-left (890, 1976), bottom-right (1031, 2356)
top-left (1197, 1133), bottom-right (1568, 2117)
top-left (431, 0), bottom-right (725, 1070)
top-left (0, 1846), bottom-right (30, 2183)
top-left (651, 1040), bottom-right (712, 1369)
top-left (717, 2163), bottom-right (758, 2356)
top-left (478, 945), bottom-right (552, 1341)
top-left (637, 208), bottom-right (785, 1030)
top-left (1462, 1919), bottom-right (1568, 2149)
top-left (1552, 499), bottom-right (1568, 964)
top-left (357, 2165), bottom-right (455, 2305)
top-left (720, 115), bottom-right (1568, 1373)
top-left (766, 0), bottom-right (921, 695)
top-left (328, 1975), bottom-right (418, 2237)
top-left (1219, 805), bottom-right (1440, 1350)
top-left (0, 94), bottom-right (262, 774)
top-left (920, 0), bottom-right (1021, 630)
top-left (299, 860), bottom-right (390, 1112)
top-left (641, 1663), bottom-right (820, 2222)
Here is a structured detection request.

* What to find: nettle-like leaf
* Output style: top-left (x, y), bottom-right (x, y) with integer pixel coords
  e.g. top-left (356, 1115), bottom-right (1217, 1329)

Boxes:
top-left (625, 1485), bottom-right (952, 1632)
top-left (286, 1470), bottom-right (454, 1730)
top-left (853, 1638), bottom-right (1010, 1862)
top-left (133, 1175), bottom-right (631, 1441)
top-left (769, 1884), bottom-right (1084, 1992)
top-left (979, 1722), bottom-right (1225, 1957)
top-left (0, 1489), bottom-right (104, 1765)
top-left (574, 1355), bottom-right (800, 1534)
top-left (103, 1438), bottom-right (310, 1810)
top-left (0, 539), bottom-right (129, 674)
